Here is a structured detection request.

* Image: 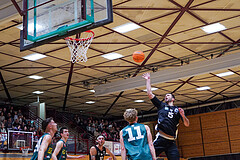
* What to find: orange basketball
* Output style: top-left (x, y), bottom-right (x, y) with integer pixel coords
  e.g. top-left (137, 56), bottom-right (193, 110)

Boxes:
top-left (132, 51), bottom-right (145, 63)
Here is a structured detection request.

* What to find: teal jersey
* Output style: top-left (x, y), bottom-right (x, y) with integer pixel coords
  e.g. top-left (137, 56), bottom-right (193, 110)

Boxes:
top-left (31, 133), bottom-right (53, 160)
top-left (57, 139), bottom-right (67, 160)
top-left (122, 123), bottom-right (152, 160)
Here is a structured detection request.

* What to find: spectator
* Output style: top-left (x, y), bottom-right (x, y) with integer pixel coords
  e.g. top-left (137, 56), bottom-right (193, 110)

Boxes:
top-left (0, 112), bottom-right (5, 123)
top-left (17, 109), bottom-right (23, 117)
top-left (0, 123), bottom-right (7, 149)
top-left (6, 118), bottom-right (12, 129)
top-left (13, 111), bottom-right (18, 121)
top-left (94, 128), bottom-right (101, 137)
top-left (3, 108), bottom-right (7, 118)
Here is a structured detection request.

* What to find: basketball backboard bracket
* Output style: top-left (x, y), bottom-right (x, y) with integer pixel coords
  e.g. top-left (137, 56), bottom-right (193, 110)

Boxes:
top-left (20, 0), bottom-right (113, 51)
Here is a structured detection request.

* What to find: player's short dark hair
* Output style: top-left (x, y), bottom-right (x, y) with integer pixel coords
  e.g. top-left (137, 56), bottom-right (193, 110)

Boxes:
top-left (60, 127), bottom-right (68, 134)
top-left (42, 117), bottom-right (53, 132)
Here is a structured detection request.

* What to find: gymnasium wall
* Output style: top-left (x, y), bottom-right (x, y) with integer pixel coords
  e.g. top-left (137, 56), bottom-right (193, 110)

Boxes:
top-left (177, 107), bottom-right (240, 158)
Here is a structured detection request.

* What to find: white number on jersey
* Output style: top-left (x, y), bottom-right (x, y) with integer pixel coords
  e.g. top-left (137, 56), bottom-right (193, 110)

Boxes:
top-left (126, 126), bottom-right (144, 142)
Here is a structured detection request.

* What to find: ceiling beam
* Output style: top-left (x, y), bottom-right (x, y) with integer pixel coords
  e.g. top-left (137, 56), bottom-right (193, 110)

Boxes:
top-left (62, 63), bottom-right (74, 111)
top-left (0, 71), bottom-right (12, 102)
top-left (95, 52), bottom-right (240, 96)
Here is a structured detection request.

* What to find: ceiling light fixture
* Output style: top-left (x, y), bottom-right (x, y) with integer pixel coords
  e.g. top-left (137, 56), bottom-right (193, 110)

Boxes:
top-left (112, 22), bottom-right (141, 33)
top-left (86, 101), bottom-right (95, 104)
top-left (22, 53), bottom-right (47, 61)
top-left (28, 75), bottom-right (43, 80)
top-left (143, 87), bottom-right (158, 92)
top-left (216, 71), bottom-right (234, 77)
top-left (134, 100), bottom-right (144, 103)
top-left (101, 52), bottom-right (124, 60)
top-left (89, 90), bottom-right (95, 93)
top-left (201, 23), bottom-right (226, 34)
top-left (33, 91), bottom-right (44, 94)
top-left (196, 86), bottom-right (211, 91)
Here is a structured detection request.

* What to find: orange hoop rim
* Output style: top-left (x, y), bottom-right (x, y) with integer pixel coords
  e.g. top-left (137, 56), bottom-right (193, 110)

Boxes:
top-left (65, 30), bottom-right (95, 41)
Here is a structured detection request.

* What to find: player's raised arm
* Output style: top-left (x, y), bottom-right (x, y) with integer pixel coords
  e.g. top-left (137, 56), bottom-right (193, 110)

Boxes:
top-left (52, 141), bottom-right (63, 160)
top-left (38, 135), bottom-right (52, 160)
top-left (119, 130), bottom-right (127, 160)
top-left (142, 73), bottom-right (155, 99)
top-left (145, 125), bottom-right (156, 160)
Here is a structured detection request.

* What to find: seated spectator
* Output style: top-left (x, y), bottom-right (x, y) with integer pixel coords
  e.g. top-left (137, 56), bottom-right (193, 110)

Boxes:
top-left (0, 112), bottom-right (5, 123)
top-left (3, 108), bottom-right (7, 118)
top-left (6, 118), bottom-right (12, 129)
top-left (94, 128), bottom-right (101, 137)
top-left (0, 123), bottom-right (7, 149)
top-left (6, 113), bottom-right (12, 122)
top-left (17, 109), bottom-right (23, 117)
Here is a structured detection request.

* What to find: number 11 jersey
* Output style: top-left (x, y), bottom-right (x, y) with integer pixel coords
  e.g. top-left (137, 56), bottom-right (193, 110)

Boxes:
top-left (122, 123), bottom-right (152, 160)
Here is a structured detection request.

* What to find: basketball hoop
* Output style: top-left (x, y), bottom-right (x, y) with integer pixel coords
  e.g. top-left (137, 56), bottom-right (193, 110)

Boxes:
top-left (20, 146), bottom-right (30, 156)
top-left (65, 30), bottom-right (94, 63)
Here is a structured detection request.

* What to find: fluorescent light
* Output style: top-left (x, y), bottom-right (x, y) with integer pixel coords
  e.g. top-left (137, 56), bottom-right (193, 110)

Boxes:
top-left (113, 22), bottom-right (141, 33)
top-left (143, 87), bottom-right (158, 92)
top-left (28, 75), bottom-right (43, 80)
top-left (33, 91), bottom-right (44, 94)
top-left (22, 53), bottom-right (47, 61)
top-left (89, 90), bottom-right (95, 93)
top-left (101, 52), bottom-right (124, 60)
top-left (201, 23), bottom-right (226, 34)
top-left (216, 71), bottom-right (234, 77)
top-left (134, 100), bottom-right (144, 103)
top-left (196, 86), bottom-right (211, 91)
top-left (86, 101), bottom-right (95, 104)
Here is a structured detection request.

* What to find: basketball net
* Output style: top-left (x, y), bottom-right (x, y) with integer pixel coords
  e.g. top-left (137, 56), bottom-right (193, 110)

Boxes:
top-left (65, 30), bottom-right (94, 63)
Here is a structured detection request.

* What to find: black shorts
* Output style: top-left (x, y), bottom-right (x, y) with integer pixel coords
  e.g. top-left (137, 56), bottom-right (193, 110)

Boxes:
top-left (153, 134), bottom-right (180, 160)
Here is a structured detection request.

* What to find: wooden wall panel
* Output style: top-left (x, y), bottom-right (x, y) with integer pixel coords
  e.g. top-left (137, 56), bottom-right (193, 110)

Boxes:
top-left (204, 141), bottom-right (230, 156)
top-left (202, 127), bottom-right (229, 143)
top-left (179, 116), bottom-right (200, 133)
top-left (180, 144), bottom-right (204, 158)
top-left (228, 125), bottom-right (240, 141)
top-left (227, 110), bottom-right (240, 126)
top-left (178, 131), bottom-right (202, 146)
top-left (201, 112), bottom-right (226, 129)
top-left (231, 139), bottom-right (240, 153)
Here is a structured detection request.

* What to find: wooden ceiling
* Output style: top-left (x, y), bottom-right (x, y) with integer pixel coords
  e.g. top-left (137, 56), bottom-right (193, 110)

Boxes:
top-left (0, 0), bottom-right (240, 118)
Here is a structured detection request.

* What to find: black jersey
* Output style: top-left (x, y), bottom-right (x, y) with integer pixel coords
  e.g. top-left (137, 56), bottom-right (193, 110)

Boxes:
top-left (151, 96), bottom-right (182, 138)
top-left (90, 146), bottom-right (106, 160)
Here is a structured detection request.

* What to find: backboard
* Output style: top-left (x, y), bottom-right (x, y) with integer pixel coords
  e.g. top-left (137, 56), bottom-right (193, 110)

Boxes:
top-left (20, 0), bottom-right (113, 51)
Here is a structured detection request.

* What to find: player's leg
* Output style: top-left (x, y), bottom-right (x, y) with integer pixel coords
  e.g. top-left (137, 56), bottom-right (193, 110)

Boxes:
top-left (153, 133), bottom-right (167, 157)
top-left (165, 141), bottom-right (180, 160)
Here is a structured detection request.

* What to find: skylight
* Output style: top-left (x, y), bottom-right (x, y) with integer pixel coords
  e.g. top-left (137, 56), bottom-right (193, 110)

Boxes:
top-left (143, 87), bottom-right (158, 92)
top-left (33, 91), bottom-right (44, 94)
top-left (86, 101), bottom-right (95, 104)
top-left (196, 86), bottom-right (211, 91)
top-left (28, 75), bottom-right (43, 80)
top-left (112, 22), bottom-right (141, 33)
top-left (134, 100), bottom-right (144, 103)
top-left (216, 71), bottom-right (234, 77)
top-left (101, 52), bottom-right (124, 60)
top-left (22, 53), bottom-right (47, 61)
top-left (201, 23), bottom-right (226, 34)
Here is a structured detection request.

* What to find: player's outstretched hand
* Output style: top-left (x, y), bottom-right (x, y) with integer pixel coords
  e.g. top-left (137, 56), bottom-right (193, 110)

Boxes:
top-left (178, 108), bottom-right (185, 117)
top-left (142, 72), bottom-right (150, 80)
